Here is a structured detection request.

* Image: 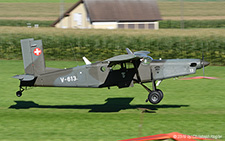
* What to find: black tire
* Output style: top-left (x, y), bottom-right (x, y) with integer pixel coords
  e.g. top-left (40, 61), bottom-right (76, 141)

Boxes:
top-left (148, 91), bottom-right (162, 104)
top-left (156, 89), bottom-right (164, 102)
top-left (16, 91), bottom-right (22, 97)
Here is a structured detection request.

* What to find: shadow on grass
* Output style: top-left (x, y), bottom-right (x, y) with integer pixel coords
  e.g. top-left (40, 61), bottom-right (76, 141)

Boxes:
top-left (9, 98), bottom-right (189, 113)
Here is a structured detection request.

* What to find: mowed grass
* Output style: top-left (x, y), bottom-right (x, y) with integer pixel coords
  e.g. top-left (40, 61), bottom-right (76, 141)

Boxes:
top-left (1, 26), bottom-right (225, 37)
top-left (158, 1), bottom-right (225, 20)
top-left (1, 1), bottom-right (225, 21)
top-left (0, 0), bottom-right (76, 2)
top-left (0, 59), bottom-right (224, 140)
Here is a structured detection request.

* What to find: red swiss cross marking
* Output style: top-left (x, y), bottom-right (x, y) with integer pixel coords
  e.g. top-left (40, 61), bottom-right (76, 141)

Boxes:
top-left (33, 48), bottom-right (42, 56)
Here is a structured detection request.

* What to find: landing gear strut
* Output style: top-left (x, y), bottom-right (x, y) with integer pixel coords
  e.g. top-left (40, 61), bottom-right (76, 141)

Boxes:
top-left (133, 63), bottom-right (163, 104)
top-left (136, 80), bottom-right (164, 104)
top-left (16, 86), bottom-right (24, 97)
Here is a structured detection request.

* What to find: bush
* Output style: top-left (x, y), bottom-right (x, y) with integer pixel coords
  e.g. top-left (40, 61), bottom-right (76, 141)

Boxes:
top-left (160, 20), bottom-right (225, 29)
top-left (0, 28), bottom-right (225, 65)
top-left (0, 20), bottom-right (53, 27)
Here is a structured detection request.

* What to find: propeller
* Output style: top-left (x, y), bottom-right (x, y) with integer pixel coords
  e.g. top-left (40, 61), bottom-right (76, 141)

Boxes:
top-left (201, 52), bottom-right (210, 77)
top-left (202, 52), bottom-right (205, 77)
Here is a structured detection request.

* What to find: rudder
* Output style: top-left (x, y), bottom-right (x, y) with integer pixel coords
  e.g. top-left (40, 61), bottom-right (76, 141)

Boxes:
top-left (21, 38), bottom-right (46, 76)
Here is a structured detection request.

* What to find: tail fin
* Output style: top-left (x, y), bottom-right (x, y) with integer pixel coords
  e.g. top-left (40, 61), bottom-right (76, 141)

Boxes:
top-left (21, 38), bottom-right (46, 76)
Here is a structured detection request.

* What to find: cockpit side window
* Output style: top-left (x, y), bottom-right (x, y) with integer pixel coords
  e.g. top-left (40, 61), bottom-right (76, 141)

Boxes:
top-left (111, 62), bottom-right (134, 71)
top-left (125, 62), bottom-right (135, 69)
top-left (111, 64), bottom-right (122, 71)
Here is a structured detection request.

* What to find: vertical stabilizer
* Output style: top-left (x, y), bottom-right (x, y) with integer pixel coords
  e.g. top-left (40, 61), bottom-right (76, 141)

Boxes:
top-left (21, 38), bottom-right (46, 75)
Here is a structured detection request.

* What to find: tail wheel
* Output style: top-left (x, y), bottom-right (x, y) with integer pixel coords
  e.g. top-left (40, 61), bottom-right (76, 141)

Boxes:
top-left (16, 91), bottom-right (22, 97)
top-left (148, 90), bottom-right (163, 104)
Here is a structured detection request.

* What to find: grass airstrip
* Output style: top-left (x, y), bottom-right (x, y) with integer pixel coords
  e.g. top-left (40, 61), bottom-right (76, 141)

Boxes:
top-left (0, 0), bottom-right (225, 140)
top-left (0, 60), bottom-right (224, 140)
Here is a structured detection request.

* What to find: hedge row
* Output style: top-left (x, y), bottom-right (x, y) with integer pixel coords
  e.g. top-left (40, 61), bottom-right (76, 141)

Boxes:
top-left (0, 33), bottom-right (225, 65)
top-left (1, 19), bottom-right (225, 29)
top-left (159, 20), bottom-right (225, 29)
top-left (0, 20), bottom-right (53, 27)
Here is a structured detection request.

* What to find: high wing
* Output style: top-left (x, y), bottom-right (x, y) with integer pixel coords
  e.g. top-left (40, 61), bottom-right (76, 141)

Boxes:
top-left (104, 54), bottom-right (141, 67)
top-left (126, 48), bottom-right (153, 60)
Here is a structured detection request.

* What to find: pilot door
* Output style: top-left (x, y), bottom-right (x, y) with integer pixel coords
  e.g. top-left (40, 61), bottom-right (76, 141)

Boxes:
top-left (104, 62), bottom-right (136, 88)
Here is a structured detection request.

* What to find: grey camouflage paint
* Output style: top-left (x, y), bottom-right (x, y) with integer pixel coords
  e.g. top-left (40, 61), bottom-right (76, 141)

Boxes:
top-left (14, 39), bottom-right (209, 91)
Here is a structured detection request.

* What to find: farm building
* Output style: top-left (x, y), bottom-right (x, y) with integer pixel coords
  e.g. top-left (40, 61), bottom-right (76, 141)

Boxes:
top-left (51, 0), bottom-right (162, 30)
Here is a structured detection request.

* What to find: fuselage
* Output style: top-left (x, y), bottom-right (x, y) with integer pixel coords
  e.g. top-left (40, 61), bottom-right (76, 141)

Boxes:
top-left (25, 58), bottom-right (206, 89)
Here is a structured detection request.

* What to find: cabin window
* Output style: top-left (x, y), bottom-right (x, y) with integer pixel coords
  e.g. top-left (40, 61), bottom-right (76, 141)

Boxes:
top-left (100, 66), bottom-right (106, 72)
top-left (125, 62), bottom-right (134, 69)
top-left (111, 62), bottom-right (134, 71)
top-left (111, 64), bottom-right (122, 71)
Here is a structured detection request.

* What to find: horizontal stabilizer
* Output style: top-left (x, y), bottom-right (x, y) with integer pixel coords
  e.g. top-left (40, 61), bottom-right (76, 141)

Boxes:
top-left (13, 75), bottom-right (35, 81)
top-left (82, 56), bottom-right (92, 65)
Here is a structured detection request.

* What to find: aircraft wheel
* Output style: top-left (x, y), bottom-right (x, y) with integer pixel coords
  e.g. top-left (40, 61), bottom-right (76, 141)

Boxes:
top-left (156, 89), bottom-right (164, 102)
top-left (148, 91), bottom-right (162, 104)
top-left (16, 91), bottom-right (22, 97)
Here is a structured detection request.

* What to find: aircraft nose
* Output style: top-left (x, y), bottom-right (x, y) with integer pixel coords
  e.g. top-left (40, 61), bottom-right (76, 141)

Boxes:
top-left (196, 60), bottom-right (210, 69)
top-left (202, 60), bottom-right (210, 67)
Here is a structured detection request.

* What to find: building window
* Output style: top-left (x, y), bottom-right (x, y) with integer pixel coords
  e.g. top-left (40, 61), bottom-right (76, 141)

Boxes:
top-left (138, 24), bottom-right (145, 29)
top-left (148, 24), bottom-right (155, 29)
top-left (118, 24), bottom-right (124, 29)
top-left (74, 13), bottom-right (82, 26)
top-left (128, 24), bottom-right (135, 29)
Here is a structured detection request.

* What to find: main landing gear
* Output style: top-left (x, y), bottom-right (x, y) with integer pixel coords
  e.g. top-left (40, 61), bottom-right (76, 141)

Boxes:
top-left (16, 86), bottom-right (24, 97)
top-left (138, 80), bottom-right (164, 104)
top-left (147, 89), bottom-right (164, 104)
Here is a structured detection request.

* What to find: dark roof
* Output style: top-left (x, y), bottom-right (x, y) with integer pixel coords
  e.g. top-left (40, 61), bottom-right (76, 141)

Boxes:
top-left (85, 0), bottom-right (161, 22)
top-left (52, 0), bottom-right (161, 26)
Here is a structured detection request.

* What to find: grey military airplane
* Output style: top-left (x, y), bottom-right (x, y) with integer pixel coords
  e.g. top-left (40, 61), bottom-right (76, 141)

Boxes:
top-left (13, 38), bottom-right (210, 104)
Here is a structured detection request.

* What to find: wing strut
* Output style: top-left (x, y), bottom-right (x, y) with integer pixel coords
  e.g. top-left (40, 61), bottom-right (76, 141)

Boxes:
top-left (132, 60), bottom-right (151, 93)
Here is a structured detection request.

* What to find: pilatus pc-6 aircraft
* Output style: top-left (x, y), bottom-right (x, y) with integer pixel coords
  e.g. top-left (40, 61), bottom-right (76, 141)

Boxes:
top-left (13, 38), bottom-right (209, 104)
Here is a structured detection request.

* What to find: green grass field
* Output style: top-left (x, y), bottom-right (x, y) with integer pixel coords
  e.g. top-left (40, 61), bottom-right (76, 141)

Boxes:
top-left (1, 0), bottom-right (224, 140)
top-left (0, 60), bottom-right (224, 140)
